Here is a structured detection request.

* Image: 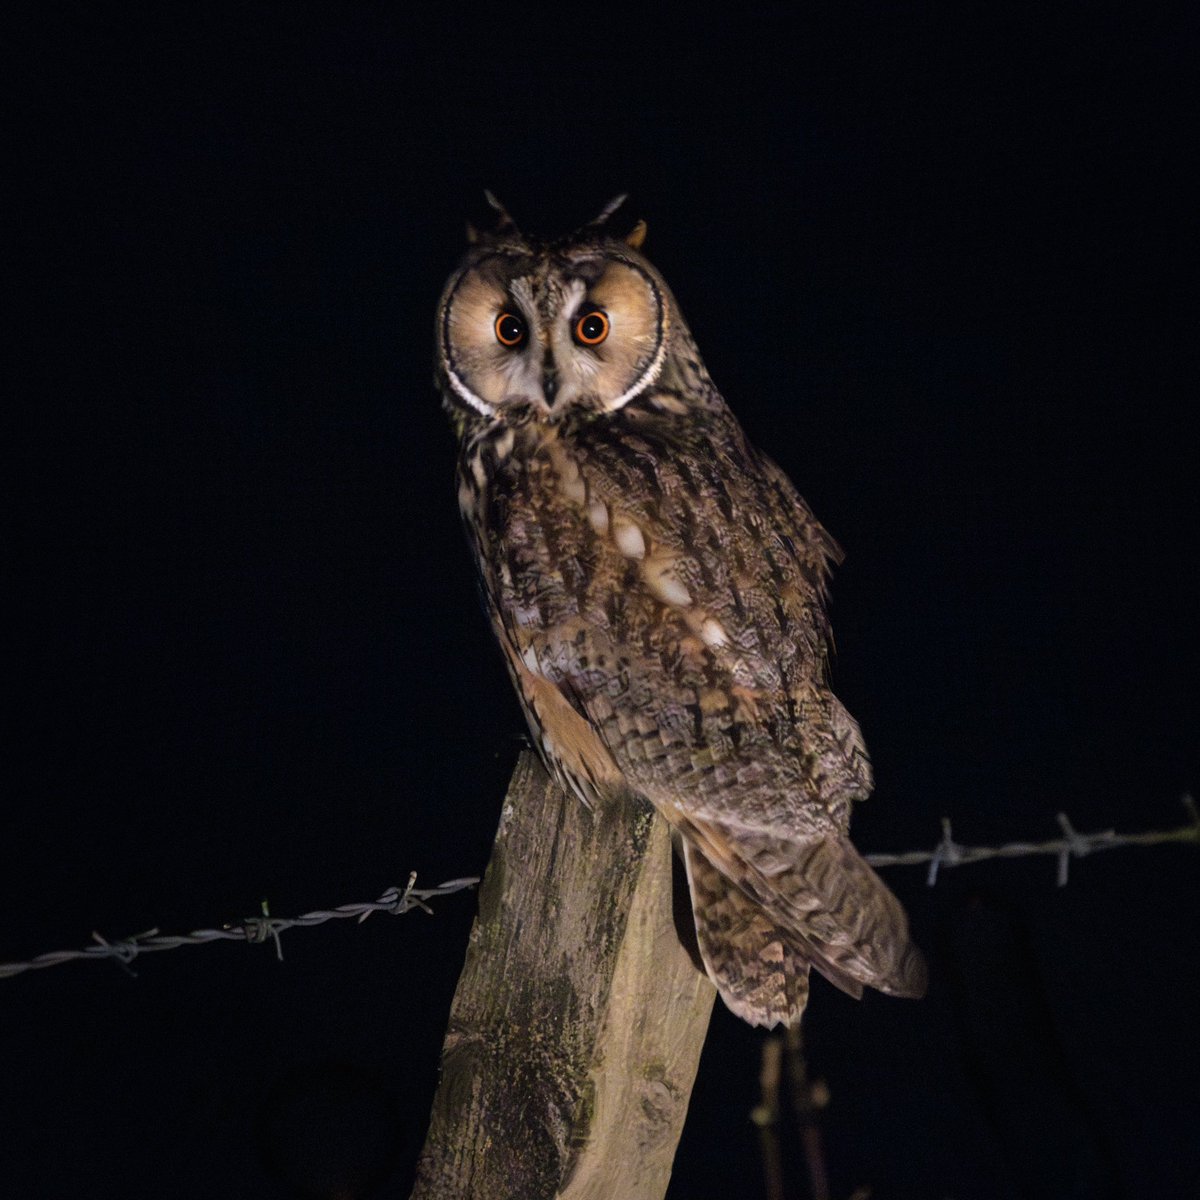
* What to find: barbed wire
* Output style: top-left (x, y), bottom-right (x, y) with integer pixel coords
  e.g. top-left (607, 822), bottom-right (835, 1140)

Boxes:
top-left (3, 797), bottom-right (1196, 983)
top-left (0, 872), bottom-right (479, 981)
top-left (865, 794), bottom-right (1199, 886)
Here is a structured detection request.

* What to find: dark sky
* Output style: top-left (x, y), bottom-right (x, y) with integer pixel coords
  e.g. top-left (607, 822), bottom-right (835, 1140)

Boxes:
top-left (6, 7), bottom-right (1198, 1198)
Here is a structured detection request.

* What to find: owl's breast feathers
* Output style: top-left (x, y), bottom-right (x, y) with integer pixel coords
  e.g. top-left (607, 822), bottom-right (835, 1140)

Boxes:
top-left (459, 403), bottom-right (865, 824)
top-left (457, 399), bottom-right (925, 1021)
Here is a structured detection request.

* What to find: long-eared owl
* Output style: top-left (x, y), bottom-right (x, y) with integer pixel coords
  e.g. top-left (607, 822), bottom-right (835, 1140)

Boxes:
top-left (436, 195), bottom-right (925, 1028)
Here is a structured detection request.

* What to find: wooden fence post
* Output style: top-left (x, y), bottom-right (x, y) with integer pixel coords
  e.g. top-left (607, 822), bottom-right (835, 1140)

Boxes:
top-left (411, 751), bottom-right (716, 1200)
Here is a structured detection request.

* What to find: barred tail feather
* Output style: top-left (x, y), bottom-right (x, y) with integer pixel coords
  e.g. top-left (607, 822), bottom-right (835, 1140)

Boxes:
top-left (744, 832), bottom-right (927, 999)
top-left (682, 823), bottom-right (927, 1021)
top-left (683, 840), bottom-right (811, 1028)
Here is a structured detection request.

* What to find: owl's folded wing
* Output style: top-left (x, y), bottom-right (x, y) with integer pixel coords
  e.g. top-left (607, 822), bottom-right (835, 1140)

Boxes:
top-left (498, 610), bottom-right (869, 845)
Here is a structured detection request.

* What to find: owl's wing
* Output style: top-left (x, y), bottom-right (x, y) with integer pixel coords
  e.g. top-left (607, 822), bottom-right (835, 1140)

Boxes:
top-left (501, 615), bottom-right (926, 1006)
top-left (681, 815), bottom-right (927, 1001)
top-left (482, 407), bottom-right (925, 1014)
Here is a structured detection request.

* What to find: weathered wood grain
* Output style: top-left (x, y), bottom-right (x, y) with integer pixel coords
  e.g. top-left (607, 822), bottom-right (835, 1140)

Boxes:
top-left (411, 751), bottom-right (715, 1200)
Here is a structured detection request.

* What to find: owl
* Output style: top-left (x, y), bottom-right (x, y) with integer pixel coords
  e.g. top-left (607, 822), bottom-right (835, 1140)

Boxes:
top-left (435, 195), bottom-right (925, 1028)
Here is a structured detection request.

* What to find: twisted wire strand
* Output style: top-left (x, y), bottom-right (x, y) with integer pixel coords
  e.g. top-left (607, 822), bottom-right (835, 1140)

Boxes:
top-left (3, 797), bottom-right (1196, 982)
top-left (864, 794), bottom-right (1198, 886)
top-left (0, 873), bottom-right (479, 981)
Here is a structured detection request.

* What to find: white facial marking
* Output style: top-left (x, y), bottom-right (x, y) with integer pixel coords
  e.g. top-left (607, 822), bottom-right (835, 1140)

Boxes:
top-left (598, 309), bottom-right (670, 413)
top-left (560, 278), bottom-right (587, 319)
top-left (448, 368), bottom-right (498, 419)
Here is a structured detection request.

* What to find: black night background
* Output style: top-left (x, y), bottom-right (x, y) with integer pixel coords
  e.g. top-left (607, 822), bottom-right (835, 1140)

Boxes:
top-left (6, 6), bottom-right (1198, 1198)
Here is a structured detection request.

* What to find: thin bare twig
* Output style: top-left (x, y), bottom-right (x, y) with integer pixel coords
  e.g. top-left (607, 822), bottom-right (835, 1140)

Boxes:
top-left (785, 1024), bottom-right (832, 1200)
top-left (751, 1036), bottom-right (788, 1200)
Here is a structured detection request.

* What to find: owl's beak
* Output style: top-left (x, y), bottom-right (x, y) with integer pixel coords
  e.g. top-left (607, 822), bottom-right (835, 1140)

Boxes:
top-left (541, 354), bottom-right (559, 407)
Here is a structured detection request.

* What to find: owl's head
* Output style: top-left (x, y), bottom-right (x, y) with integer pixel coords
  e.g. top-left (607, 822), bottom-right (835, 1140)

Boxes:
top-left (436, 196), bottom-right (706, 423)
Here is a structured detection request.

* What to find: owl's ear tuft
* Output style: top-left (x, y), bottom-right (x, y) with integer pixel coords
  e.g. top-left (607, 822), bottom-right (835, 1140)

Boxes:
top-left (483, 189), bottom-right (518, 233)
top-left (587, 193), bottom-right (630, 227)
top-left (583, 195), bottom-right (645, 248)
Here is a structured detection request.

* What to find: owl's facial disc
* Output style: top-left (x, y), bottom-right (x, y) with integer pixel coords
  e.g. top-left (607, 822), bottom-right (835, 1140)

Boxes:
top-left (439, 250), bottom-right (667, 418)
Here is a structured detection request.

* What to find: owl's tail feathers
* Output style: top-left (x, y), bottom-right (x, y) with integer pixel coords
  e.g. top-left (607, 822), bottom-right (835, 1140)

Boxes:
top-left (682, 839), bottom-right (811, 1028)
top-left (684, 824), bottom-right (927, 1019)
top-left (744, 831), bottom-right (928, 1001)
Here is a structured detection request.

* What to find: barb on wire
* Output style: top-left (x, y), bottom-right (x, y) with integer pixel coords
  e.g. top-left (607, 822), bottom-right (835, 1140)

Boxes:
top-left (866, 794), bottom-right (1199, 887)
top-left (0, 873), bottom-right (480, 982)
top-left (4, 798), bottom-right (1195, 982)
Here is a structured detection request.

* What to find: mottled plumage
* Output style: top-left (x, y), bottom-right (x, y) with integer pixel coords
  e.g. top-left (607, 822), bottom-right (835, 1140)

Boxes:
top-left (436, 197), bottom-right (925, 1027)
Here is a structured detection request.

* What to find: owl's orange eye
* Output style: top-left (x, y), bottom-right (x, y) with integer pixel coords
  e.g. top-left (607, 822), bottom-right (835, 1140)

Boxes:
top-left (494, 312), bottom-right (526, 347)
top-left (573, 309), bottom-right (609, 346)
